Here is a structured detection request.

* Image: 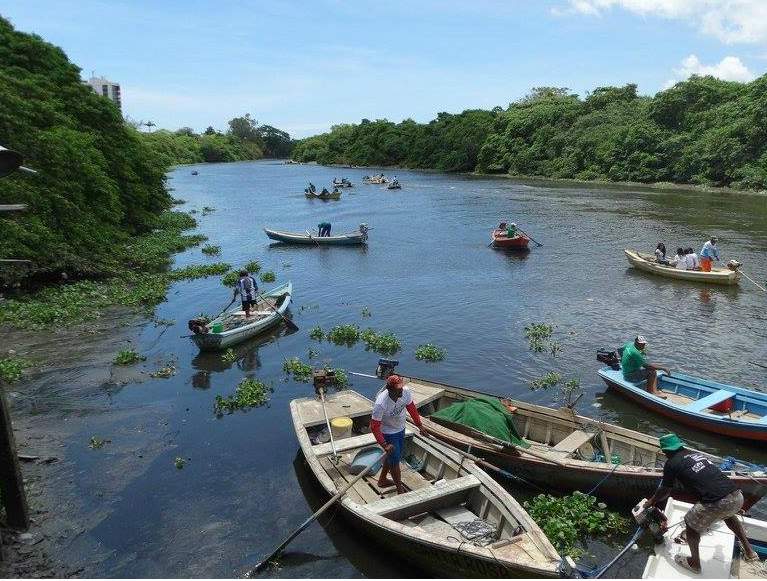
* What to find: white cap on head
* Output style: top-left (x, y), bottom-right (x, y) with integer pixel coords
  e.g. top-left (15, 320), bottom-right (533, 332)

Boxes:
top-left (635, 335), bottom-right (647, 345)
top-left (511, 222), bottom-right (517, 226)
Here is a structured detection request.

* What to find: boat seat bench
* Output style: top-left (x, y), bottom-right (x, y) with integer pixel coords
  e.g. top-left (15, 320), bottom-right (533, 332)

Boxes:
top-left (365, 475), bottom-right (480, 520)
top-left (685, 389), bottom-right (736, 413)
top-left (552, 430), bottom-right (595, 454)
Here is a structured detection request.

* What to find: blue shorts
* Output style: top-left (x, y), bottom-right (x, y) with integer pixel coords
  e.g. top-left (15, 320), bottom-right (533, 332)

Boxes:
top-left (383, 430), bottom-right (405, 466)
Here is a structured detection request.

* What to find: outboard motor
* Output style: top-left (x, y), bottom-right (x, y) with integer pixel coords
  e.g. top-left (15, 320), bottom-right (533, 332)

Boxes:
top-left (188, 317), bottom-right (209, 335)
top-left (375, 358), bottom-right (399, 379)
top-left (597, 349), bottom-right (621, 370)
top-left (632, 500), bottom-right (667, 544)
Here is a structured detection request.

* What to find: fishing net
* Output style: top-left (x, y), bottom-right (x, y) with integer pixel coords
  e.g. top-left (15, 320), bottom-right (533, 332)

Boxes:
top-left (430, 396), bottom-right (529, 448)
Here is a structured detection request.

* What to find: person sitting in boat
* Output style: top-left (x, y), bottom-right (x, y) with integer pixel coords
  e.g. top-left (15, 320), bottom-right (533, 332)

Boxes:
top-left (507, 222), bottom-right (518, 238)
top-left (333, 187), bottom-right (340, 194)
top-left (670, 247), bottom-right (685, 267)
top-left (654, 242), bottom-right (668, 264)
top-left (320, 187), bottom-right (329, 195)
top-left (233, 269), bottom-right (259, 318)
top-left (621, 336), bottom-right (670, 398)
top-left (686, 247), bottom-right (700, 270)
top-left (370, 375), bottom-right (428, 495)
top-left (699, 237), bottom-right (720, 272)
top-left (317, 222), bottom-right (331, 237)
top-left (644, 433), bottom-right (759, 574)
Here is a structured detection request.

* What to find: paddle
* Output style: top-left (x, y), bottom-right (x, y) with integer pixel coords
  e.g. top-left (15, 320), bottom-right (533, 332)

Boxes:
top-left (516, 227), bottom-right (543, 247)
top-left (305, 229), bottom-right (321, 247)
top-left (245, 451), bottom-right (386, 576)
top-left (256, 292), bottom-right (299, 332)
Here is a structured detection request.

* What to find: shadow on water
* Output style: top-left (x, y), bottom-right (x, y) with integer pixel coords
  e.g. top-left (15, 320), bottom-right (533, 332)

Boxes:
top-left (291, 452), bottom-right (428, 578)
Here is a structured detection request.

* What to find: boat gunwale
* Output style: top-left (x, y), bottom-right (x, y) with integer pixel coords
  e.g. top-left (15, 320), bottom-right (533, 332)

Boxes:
top-left (624, 249), bottom-right (740, 285)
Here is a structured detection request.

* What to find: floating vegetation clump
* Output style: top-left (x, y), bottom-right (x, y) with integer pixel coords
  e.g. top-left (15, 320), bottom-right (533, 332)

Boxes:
top-left (150, 362), bottom-right (177, 378)
top-left (327, 324), bottom-right (360, 346)
top-left (529, 371), bottom-right (561, 390)
top-left (214, 378), bottom-right (272, 415)
top-left (168, 263), bottom-right (231, 281)
top-left (201, 244), bottom-right (221, 256)
top-left (415, 344), bottom-right (446, 362)
top-left (0, 356), bottom-right (30, 383)
top-left (221, 348), bottom-right (237, 364)
top-left (174, 457), bottom-right (186, 469)
top-left (361, 306), bottom-right (371, 317)
top-left (221, 271), bottom-right (239, 287)
top-left (360, 329), bottom-right (400, 355)
top-left (330, 368), bottom-right (349, 388)
top-left (524, 322), bottom-right (554, 352)
top-left (309, 326), bottom-right (325, 341)
top-left (171, 198), bottom-right (186, 205)
top-left (153, 318), bottom-right (175, 327)
top-left (245, 260), bottom-right (261, 274)
top-left (89, 436), bottom-right (109, 449)
top-left (260, 271), bottom-right (276, 283)
top-left (524, 492), bottom-right (628, 558)
top-left (113, 349), bottom-right (145, 366)
top-left (283, 357), bottom-right (313, 382)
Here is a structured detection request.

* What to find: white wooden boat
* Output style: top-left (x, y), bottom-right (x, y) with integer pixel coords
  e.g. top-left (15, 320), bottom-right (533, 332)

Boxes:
top-left (264, 227), bottom-right (367, 246)
top-left (190, 282), bottom-right (292, 351)
top-left (624, 249), bottom-right (741, 286)
top-left (642, 497), bottom-right (767, 579)
top-left (291, 389), bottom-right (564, 578)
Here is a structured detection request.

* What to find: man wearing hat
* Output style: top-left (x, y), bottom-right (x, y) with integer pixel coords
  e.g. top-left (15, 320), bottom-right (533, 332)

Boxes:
top-left (621, 336), bottom-right (670, 398)
top-left (699, 236), bottom-right (720, 273)
top-left (370, 375), bottom-right (428, 494)
top-left (645, 433), bottom-right (758, 573)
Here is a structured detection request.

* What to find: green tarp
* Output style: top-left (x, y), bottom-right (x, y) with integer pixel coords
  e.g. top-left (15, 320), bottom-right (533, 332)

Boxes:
top-left (430, 396), bottom-right (529, 448)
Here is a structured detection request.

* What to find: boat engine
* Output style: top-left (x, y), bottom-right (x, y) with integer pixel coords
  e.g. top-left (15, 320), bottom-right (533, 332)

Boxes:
top-left (375, 358), bottom-right (399, 379)
top-left (727, 259), bottom-right (742, 271)
top-left (596, 349), bottom-right (621, 370)
top-left (188, 317), bottom-right (209, 335)
top-left (632, 499), bottom-right (667, 544)
top-left (313, 368), bottom-right (337, 395)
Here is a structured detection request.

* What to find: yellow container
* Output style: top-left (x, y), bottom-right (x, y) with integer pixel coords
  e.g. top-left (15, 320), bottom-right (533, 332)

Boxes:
top-left (330, 416), bottom-right (353, 440)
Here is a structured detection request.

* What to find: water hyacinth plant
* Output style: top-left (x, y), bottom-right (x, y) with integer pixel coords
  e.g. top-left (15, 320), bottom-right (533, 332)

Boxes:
top-left (414, 344), bottom-right (446, 362)
top-left (309, 326), bottom-right (325, 341)
top-left (214, 378), bottom-right (272, 415)
top-left (260, 271), bottom-right (276, 283)
top-left (0, 356), bottom-right (30, 383)
top-left (327, 324), bottom-right (360, 346)
top-left (201, 244), bottom-right (221, 256)
top-left (360, 328), bottom-right (400, 355)
top-left (113, 349), bottom-right (145, 365)
top-left (221, 348), bottom-right (237, 363)
top-left (283, 357), bottom-right (313, 382)
top-left (524, 322), bottom-right (554, 352)
top-left (529, 371), bottom-right (561, 390)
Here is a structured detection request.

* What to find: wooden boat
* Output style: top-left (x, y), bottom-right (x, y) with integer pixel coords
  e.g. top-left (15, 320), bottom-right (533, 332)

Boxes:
top-left (363, 176), bottom-right (388, 184)
top-left (190, 282), bottom-right (292, 351)
top-left (624, 249), bottom-right (741, 285)
top-left (397, 376), bottom-right (767, 510)
top-left (490, 228), bottom-right (530, 250)
top-left (642, 497), bottom-right (767, 579)
top-left (264, 227), bottom-right (367, 246)
top-left (305, 190), bottom-right (341, 200)
top-left (386, 182), bottom-right (402, 190)
top-left (598, 366), bottom-right (767, 442)
top-left (333, 180), bottom-right (353, 188)
top-left (291, 389), bottom-right (564, 578)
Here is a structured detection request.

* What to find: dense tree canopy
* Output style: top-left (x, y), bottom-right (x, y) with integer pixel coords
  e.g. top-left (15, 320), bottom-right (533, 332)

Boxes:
top-left (293, 77), bottom-right (767, 190)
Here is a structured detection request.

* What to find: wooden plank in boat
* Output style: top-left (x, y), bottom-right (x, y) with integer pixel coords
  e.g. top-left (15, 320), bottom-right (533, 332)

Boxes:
top-left (685, 389), bottom-right (735, 413)
top-left (400, 463), bottom-right (430, 491)
top-left (319, 456), bottom-right (380, 504)
top-left (296, 391), bottom-right (372, 428)
top-left (552, 430), bottom-right (596, 454)
top-left (411, 514), bottom-right (461, 539)
top-left (365, 475), bottom-right (480, 518)
top-left (318, 456), bottom-right (365, 504)
top-left (408, 380), bottom-right (446, 407)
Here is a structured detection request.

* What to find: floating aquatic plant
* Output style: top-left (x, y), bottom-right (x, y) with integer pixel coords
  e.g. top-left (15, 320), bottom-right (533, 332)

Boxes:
top-left (529, 371), bottom-right (562, 390)
top-left (214, 378), bottom-right (272, 415)
top-left (244, 260), bottom-right (261, 274)
top-left (150, 362), bottom-right (177, 378)
top-left (360, 328), bottom-right (400, 355)
top-left (327, 324), bottom-right (360, 346)
top-left (283, 357), bottom-right (313, 382)
top-left (415, 344), bottom-right (446, 362)
top-left (361, 306), bottom-right (371, 317)
top-left (201, 244), bottom-right (221, 256)
top-left (202, 206), bottom-right (216, 215)
top-left (174, 457), bottom-right (186, 469)
top-left (0, 356), bottom-right (29, 383)
top-left (113, 349), bottom-right (145, 366)
top-left (89, 436), bottom-right (108, 449)
top-left (260, 271), bottom-right (276, 283)
top-left (168, 263), bottom-right (231, 281)
top-left (308, 348), bottom-right (319, 359)
top-left (309, 326), bottom-right (325, 341)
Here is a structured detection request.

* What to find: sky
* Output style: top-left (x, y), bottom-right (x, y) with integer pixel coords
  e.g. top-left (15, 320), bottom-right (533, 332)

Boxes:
top-left (1, 0), bottom-right (766, 138)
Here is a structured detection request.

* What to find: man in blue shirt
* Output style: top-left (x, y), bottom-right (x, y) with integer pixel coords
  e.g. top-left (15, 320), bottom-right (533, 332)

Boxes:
top-left (699, 237), bottom-right (720, 272)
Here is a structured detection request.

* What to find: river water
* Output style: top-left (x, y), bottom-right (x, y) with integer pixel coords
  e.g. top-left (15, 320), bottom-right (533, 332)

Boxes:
top-left (8, 160), bottom-right (767, 577)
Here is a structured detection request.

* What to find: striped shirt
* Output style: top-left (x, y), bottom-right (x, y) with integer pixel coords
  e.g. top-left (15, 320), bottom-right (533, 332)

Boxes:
top-left (235, 276), bottom-right (258, 301)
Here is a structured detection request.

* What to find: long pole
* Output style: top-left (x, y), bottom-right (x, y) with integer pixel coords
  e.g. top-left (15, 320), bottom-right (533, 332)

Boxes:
top-left (256, 292), bottom-right (299, 332)
top-left (318, 387), bottom-right (338, 461)
top-left (740, 270), bottom-right (767, 292)
top-left (516, 227), bottom-right (543, 247)
top-left (245, 452), bottom-right (385, 575)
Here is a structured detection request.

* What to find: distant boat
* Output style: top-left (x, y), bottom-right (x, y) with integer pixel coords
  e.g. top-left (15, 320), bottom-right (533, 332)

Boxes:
top-left (386, 182), bottom-right (402, 190)
top-left (624, 249), bottom-right (741, 286)
top-left (305, 190), bottom-right (341, 200)
top-left (333, 180), bottom-right (354, 188)
top-left (363, 175), bottom-right (388, 184)
top-left (191, 170), bottom-right (198, 175)
top-left (598, 364), bottom-right (767, 442)
top-left (490, 228), bottom-right (530, 250)
top-left (264, 227), bottom-right (368, 246)
top-left (189, 282), bottom-right (292, 351)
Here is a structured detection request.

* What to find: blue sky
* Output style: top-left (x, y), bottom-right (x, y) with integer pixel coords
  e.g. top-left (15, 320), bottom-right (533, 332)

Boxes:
top-left (1, 0), bottom-right (765, 137)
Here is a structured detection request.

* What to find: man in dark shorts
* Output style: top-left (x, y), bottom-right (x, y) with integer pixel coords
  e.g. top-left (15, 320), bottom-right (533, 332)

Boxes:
top-left (233, 269), bottom-right (259, 318)
top-left (645, 433), bottom-right (758, 574)
top-left (621, 335), bottom-right (670, 397)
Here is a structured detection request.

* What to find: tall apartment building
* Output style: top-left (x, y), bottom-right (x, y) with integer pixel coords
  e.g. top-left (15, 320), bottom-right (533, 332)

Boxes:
top-left (86, 76), bottom-right (122, 111)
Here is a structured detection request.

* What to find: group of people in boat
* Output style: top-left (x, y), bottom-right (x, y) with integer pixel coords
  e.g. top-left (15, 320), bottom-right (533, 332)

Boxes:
top-left (305, 182), bottom-right (339, 196)
top-left (497, 221), bottom-right (519, 238)
top-left (332, 177), bottom-right (352, 187)
top-left (654, 237), bottom-right (720, 272)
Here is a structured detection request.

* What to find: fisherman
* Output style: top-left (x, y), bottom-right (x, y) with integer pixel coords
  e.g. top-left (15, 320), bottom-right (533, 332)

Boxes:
top-left (644, 433), bottom-right (759, 574)
top-left (654, 242), bottom-right (668, 264)
top-left (233, 269), bottom-right (259, 318)
top-left (308, 182), bottom-right (316, 193)
top-left (320, 187), bottom-right (329, 195)
top-left (621, 335), bottom-right (670, 398)
top-left (317, 222), bottom-right (331, 237)
top-left (370, 375), bottom-right (428, 494)
top-left (699, 237), bottom-right (719, 272)
top-left (507, 222), bottom-right (518, 238)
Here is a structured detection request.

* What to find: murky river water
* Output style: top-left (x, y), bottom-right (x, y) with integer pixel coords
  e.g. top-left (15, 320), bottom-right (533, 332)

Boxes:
top-left (8, 160), bottom-right (767, 577)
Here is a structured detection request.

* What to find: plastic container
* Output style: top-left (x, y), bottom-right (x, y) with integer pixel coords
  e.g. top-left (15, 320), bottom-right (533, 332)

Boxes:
top-left (330, 416), bottom-right (353, 440)
top-left (211, 323), bottom-right (223, 334)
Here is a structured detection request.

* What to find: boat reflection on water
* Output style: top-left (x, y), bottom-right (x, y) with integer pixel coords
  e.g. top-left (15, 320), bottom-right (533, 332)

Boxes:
top-left (191, 324), bottom-right (296, 375)
top-left (291, 452), bottom-right (427, 578)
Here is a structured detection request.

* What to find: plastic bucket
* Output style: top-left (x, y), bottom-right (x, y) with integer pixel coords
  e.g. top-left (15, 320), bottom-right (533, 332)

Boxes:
top-left (330, 416), bottom-right (353, 440)
top-left (211, 323), bottom-right (224, 334)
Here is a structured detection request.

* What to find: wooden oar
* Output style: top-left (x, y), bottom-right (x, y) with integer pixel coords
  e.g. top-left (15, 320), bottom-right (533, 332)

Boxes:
top-left (245, 451), bottom-right (386, 575)
top-left (516, 227), bottom-right (543, 247)
top-left (317, 387), bottom-right (338, 461)
top-left (256, 292), bottom-right (299, 332)
top-left (305, 229), bottom-right (321, 247)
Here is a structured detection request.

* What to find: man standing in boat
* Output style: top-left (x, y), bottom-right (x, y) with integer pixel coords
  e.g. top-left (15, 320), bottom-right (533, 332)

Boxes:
top-left (699, 237), bottom-right (720, 272)
top-left (645, 433), bottom-right (759, 574)
top-left (370, 375), bottom-right (427, 494)
top-left (621, 336), bottom-right (670, 398)
top-left (233, 269), bottom-right (258, 318)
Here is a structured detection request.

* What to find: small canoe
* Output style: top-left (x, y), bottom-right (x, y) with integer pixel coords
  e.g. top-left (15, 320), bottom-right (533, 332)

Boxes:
top-left (643, 496), bottom-right (767, 579)
top-left (386, 183), bottom-right (401, 190)
top-left (398, 376), bottom-right (767, 510)
top-left (363, 177), bottom-right (388, 184)
top-left (490, 229), bottom-right (530, 250)
top-left (333, 181), bottom-right (354, 188)
top-left (598, 366), bottom-right (767, 442)
top-left (264, 228), bottom-right (367, 246)
top-left (190, 282), bottom-right (292, 351)
top-left (624, 249), bottom-right (740, 285)
top-left (291, 390), bottom-right (564, 578)
top-left (305, 191), bottom-right (341, 200)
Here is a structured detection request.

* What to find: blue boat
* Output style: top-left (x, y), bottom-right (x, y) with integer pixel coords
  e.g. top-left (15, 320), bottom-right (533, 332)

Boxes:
top-left (598, 366), bottom-right (767, 442)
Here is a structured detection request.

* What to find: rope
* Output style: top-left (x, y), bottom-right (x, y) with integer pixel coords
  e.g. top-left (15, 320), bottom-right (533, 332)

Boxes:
top-left (586, 460), bottom-right (622, 496)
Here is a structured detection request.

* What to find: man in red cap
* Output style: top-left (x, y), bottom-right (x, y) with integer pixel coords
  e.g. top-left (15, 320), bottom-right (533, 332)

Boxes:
top-left (370, 375), bottom-right (427, 494)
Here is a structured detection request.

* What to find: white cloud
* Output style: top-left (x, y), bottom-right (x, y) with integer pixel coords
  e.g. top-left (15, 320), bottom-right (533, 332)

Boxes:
top-left (663, 53), bottom-right (755, 87)
top-left (561, 0), bottom-right (767, 44)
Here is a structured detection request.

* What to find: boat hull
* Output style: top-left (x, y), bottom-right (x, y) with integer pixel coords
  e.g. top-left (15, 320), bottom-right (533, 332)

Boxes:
top-left (305, 192), bottom-right (341, 200)
top-left (491, 229), bottom-right (530, 249)
top-left (264, 228), bottom-right (365, 245)
top-left (624, 249), bottom-right (740, 285)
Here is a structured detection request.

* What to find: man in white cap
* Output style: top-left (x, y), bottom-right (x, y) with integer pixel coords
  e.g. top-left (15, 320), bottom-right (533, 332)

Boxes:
top-left (621, 336), bottom-right (670, 397)
top-left (699, 236), bottom-right (720, 272)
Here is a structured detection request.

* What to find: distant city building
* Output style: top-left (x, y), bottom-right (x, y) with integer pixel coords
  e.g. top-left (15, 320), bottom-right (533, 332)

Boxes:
top-left (85, 76), bottom-right (121, 111)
